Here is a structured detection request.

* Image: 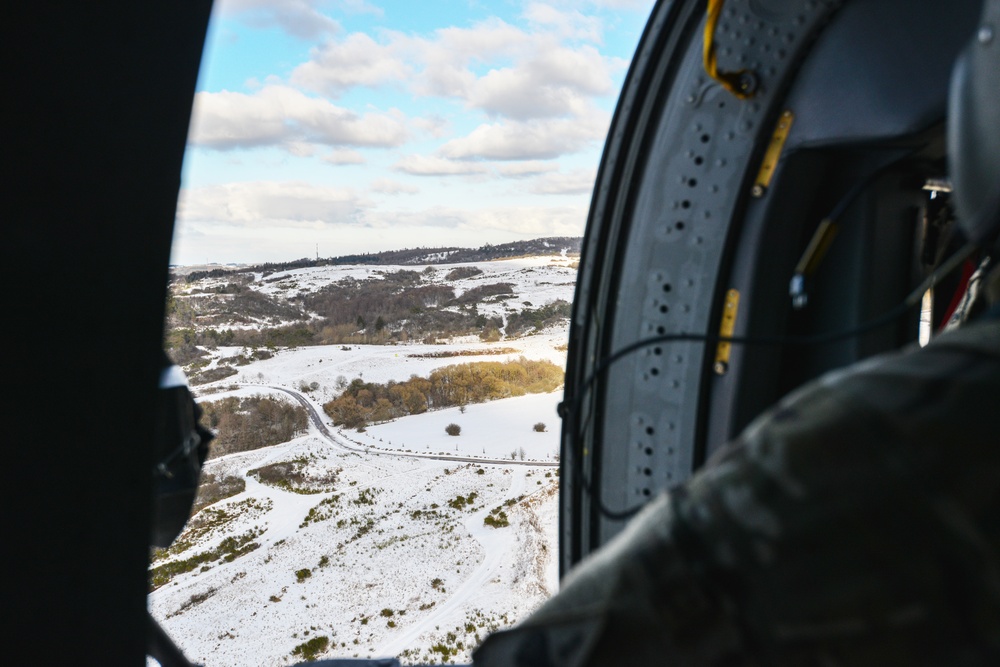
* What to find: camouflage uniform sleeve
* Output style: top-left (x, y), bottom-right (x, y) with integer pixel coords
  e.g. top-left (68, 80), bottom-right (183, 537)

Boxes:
top-left (473, 318), bottom-right (1000, 667)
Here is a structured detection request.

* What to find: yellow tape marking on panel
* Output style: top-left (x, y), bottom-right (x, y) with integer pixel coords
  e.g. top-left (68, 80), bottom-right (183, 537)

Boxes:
top-left (714, 289), bottom-right (740, 375)
top-left (753, 110), bottom-right (794, 196)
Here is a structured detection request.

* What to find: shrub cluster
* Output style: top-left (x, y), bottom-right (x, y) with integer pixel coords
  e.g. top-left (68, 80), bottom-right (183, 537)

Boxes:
top-left (323, 358), bottom-right (563, 429)
top-left (149, 528), bottom-right (263, 590)
top-left (248, 459), bottom-right (338, 495)
top-left (190, 472), bottom-right (246, 515)
top-left (444, 266), bottom-right (483, 281)
top-left (448, 492), bottom-right (478, 510)
top-left (505, 300), bottom-right (572, 336)
top-left (200, 395), bottom-right (308, 458)
top-left (290, 636), bottom-right (329, 661)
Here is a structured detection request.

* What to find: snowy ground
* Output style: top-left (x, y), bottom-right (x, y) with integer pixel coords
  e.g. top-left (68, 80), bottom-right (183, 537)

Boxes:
top-left (175, 254), bottom-right (578, 334)
top-left (355, 392), bottom-right (561, 462)
top-left (206, 327), bottom-right (569, 409)
top-left (150, 430), bottom-right (559, 666)
top-left (151, 257), bottom-right (573, 666)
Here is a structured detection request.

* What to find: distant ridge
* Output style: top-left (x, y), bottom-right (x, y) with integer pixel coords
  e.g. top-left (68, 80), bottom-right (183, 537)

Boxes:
top-left (178, 236), bottom-right (581, 283)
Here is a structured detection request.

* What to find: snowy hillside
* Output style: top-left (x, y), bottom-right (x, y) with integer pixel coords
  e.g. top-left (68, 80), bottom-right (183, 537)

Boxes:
top-left (151, 254), bottom-right (576, 666)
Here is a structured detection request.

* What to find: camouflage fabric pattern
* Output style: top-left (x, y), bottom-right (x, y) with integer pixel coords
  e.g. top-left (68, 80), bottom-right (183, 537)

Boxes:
top-left (474, 315), bottom-right (1000, 666)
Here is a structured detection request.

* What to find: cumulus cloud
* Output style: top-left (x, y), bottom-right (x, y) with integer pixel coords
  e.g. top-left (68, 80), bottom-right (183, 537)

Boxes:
top-left (179, 180), bottom-right (586, 237)
top-left (291, 32), bottom-right (411, 96)
top-left (359, 204), bottom-right (586, 237)
top-left (497, 161), bottom-right (561, 178)
top-left (438, 109), bottom-right (610, 161)
top-left (178, 181), bottom-right (367, 226)
top-left (392, 155), bottom-right (490, 176)
top-left (370, 178), bottom-right (419, 195)
top-left (412, 115), bottom-right (451, 139)
top-left (529, 168), bottom-right (597, 195)
top-left (468, 45), bottom-right (613, 119)
top-left (585, 0), bottom-right (655, 9)
top-left (323, 149), bottom-right (367, 165)
top-left (433, 18), bottom-right (531, 62)
top-left (291, 15), bottom-right (621, 128)
top-left (414, 24), bottom-right (620, 122)
top-left (215, 0), bottom-right (340, 39)
top-left (188, 85), bottom-right (408, 151)
top-left (524, 3), bottom-right (603, 42)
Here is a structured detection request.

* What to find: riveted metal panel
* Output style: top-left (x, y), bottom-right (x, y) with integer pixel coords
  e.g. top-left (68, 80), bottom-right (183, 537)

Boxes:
top-left (592, 0), bottom-right (844, 547)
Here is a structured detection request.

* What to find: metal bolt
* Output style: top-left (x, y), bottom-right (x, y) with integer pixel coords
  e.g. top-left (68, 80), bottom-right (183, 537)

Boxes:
top-left (714, 361), bottom-right (728, 375)
top-left (738, 70), bottom-right (759, 95)
top-left (979, 25), bottom-right (994, 44)
top-left (751, 184), bottom-right (766, 197)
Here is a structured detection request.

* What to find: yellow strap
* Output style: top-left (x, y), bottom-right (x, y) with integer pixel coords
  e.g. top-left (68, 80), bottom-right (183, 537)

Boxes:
top-left (704, 0), bottom-right (754, 99)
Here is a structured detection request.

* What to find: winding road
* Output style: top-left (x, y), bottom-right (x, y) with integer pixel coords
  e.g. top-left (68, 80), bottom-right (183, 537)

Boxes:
top-left (265, 384), bottom-right (559, 468)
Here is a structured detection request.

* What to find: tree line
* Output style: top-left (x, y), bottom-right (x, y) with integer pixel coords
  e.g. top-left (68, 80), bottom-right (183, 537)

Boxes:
top-left (176, 236), bottom-right (582, 282)
top-left (322, 357), bottom-right (564, 430)
top-left (199, 395), bottom-right (308, 458)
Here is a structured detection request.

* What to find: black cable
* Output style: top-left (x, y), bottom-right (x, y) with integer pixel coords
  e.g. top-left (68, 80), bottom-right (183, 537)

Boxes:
top-left (567, 242), bottom-right (978, 522)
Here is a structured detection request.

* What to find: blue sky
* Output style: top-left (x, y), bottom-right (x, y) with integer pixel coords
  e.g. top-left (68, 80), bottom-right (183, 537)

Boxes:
top-left (172, 0), bottom-right (656, 265)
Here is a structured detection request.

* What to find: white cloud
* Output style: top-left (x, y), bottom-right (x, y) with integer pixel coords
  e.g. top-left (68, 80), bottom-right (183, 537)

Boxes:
top-left (359, 204), bottom-right (586, 237)
top-left (523, 3), bottom-right (603, 42)
top-left (434, 19), bottom-right (531, 62)
top-left (370, 178), bottom-right (419, 195)
top-left (290, 17), bottom-right (621, 127)
top-left (585, 0), bottom-right (655, 9)
top-left (286, 141), bottom-right (319, 157)
top-left (188, 85), bottom-right (408, 151)
top-left (215, 0), bottom-right (340, 39)
top-left (497, 161), bottom-right (561, 178)
top-left (529, 168), bottom-right (597, 195)
top-left (412, 115), bottom-right (451, 139)
top-left (323, 149), bottom-right (367, 165)
top-left (178, 181), bottom-right (586, 237)
top-left (438, 109), bottom-right (610, 160)
top-left (292, 32), bottom-right (411, 96)
top-left (392, 155), bottom-right (490, 176)
top-left (468, 45), bottom-right (613, 119)
top-left (178, 181), bottom-right (367, 226)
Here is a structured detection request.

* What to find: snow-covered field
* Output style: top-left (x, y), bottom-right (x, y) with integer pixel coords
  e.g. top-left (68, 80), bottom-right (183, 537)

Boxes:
top-left (210, 328), bottom-right (569, 410)
top-left (150, 256), bottom-right (574, 666)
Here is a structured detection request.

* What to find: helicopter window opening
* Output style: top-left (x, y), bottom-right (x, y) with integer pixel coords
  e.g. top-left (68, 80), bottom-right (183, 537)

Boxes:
top-left (155, 0), bottom-right (663, 662)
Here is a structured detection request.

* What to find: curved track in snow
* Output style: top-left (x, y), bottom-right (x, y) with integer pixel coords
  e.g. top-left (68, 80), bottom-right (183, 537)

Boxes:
top-left (267, 385), bottom-right (558, 468)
